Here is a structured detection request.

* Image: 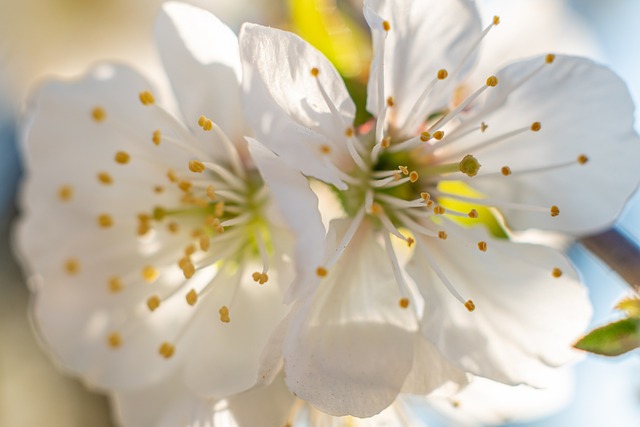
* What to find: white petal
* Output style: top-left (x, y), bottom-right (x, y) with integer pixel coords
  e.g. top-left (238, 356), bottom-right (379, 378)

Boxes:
top-left (156, 2), bottom-right (247, 142)
top-left (364, 0), bottom-right (482, 134)
top-left (248, 138), bottom-right (325, 302)
top-left (454, 55), bottom-right (640, 234)
top-left (402, 336), bottom-right (469, 395)
top-left (283, 219), bottom-right (415, 417)
top-left (239, 23), bottom-right (354, 188)
top-left (406, 221), bottom-right (591, 386)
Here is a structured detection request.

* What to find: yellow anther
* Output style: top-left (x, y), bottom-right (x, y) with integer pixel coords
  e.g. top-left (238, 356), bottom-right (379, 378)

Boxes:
top-left (189, 160), bottom-right (206, 173)
top-left (310, 67), bottom-right (320, 77)
top-left (178, 256), bottom-right (191, 270)
top-left (154, 185), bottom-right (164, 194)
top-left (166, 221), bottom-right (179, 234)
top-left (398, 165), bottom-right (409, 175)
top-left (480, 122), bottom-right (488, 132)
top-left (464, 300), bottom-right (476, 312)
top-left (399, 298), bottom-right (410, 309)
top-left (407, 237), bottom-right (415, 247)
top-left (147, 295), bottom-right (161, 311)
top-left (382, 20), bottom-right (391, 31)
top-left (152, 206), bottom-right (166, 221)
top-left (545, 54), bottom-right (556, 64)
top-left (139, 91), bottom-right (155, 105)
top-left (459, 154), bottom-right (481, 177)
top-left (98, 214), bottom-right (114, 229)
top-left (205, 215), bottom-right (220, 227)
top-left (182, 261), bottom-right (196, 279)
top-left (184, 244), bottom-right (196, 256)
top-left (493, 15), bottom-right (500, 25)
top-left (468, 209), bottom-right (479, 219)
top-left (420, 132), bottom-right (431, 142)
top-left (252, 272), bottom-right (262, 282)
top-left (437, 69), bottom-right (448, 80)
top-left (477, 241), bottom-right (488, 252)
top-left (259, 273), bottom-right (269, 285)
top-left (320, 144), bottom-right (332, 154)
top-left (381, 136), bottom-right (392, 148)
top-left (577, 154), bottom-right (589, 165)
top-left (178, 180), bottom-right (192, 193)
top-left (316, 266), bottom-right (328, 277)
top-left (115, 151), bottom-right (130, 164)
top-left (345, 127), bottom-right (355, 137)
top-left (486, 76), bottom-right (499, 87)
top-left (142, 266), bottom-right (158, 283)
top-left (214, 201), bottom-right (225, 218)
top-left (186, 289), bottom-right (198, 306)
top-left (501, 166), bottom-right (512, 176)
top-left (386, 96), bottom-right (395, 107)
top-left (409, 171), bottom-right (419, 183)
top-left (152, 130), bottom-right (162, 146)
top-left (58, 185), bottom-right (73, 201)
top-left (205, 185), bottom-right (217, 201)
top-left (97, 172), bottom-right (113, 185)
top-left (202, 119), bottom-right (213, 131)
top-left (421, 192), bottom-right (431, 203)
top-left (198, 115), bottom-right (206, 127)
top-left (531, 122), bottom-right (542, 132)
top-left (107, 332), bottom-right (122, 349)
top-left (438, 231), bottom-right (448, 240)
top-left (199, 236), bottom-right (210, 252)
top-left (433, 130), bottom-right (445, 140)
top-left (434, 205), bottom-right (445, 215)
top-left (219, 306), bottom-right (231, 323)
top-left (371, 202), bottom-right (384, 215)
top-left (427, 200), bottom-right (434, 207)
top-left (91, 107), bottom-right (106, 122)
top-left (159, 342), bottom-right (175, 359)
top-left (64, 258), bottom-right (80, 275)
top-left (552, 267), bottom-right (563, 278)
top-left (108, 276), bottom-right (123, 294)
top-left (550, 205), bottom-right (560, 217)
top-left (167, 169), bottom-right (178, 183)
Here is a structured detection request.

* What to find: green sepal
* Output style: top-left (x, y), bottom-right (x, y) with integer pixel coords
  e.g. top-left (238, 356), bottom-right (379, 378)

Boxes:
top-left (575, 317), bottom-right (640, 357)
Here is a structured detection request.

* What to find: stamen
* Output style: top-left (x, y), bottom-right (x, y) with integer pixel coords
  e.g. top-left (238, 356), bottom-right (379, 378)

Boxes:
top-left (189, 160), bottom-right (206, 173)
top-left (477, 241), bottom-right (488, 252)
top-left (107, 332), bottom-right (122, 349)
top-left (108, 276), bottom-right (123, 294)
top-left (58, 185), bottom-right (73, 201)
top-left (382, 232), bottom-right (412, 306)
top-left (438, 231), bottom-right (448, 240)
top-left (399, 298), bottom-right (410, 309)
top-left (316, 266), bottom-right (328, 277)
top-left (97, 172), bottom-right (113, 185)
top-left (147, 295), bottom-right (161, 311)
top-left (416, 238), bottom-right (471, 306)
top-left (550, 205), bottom-right (560, 217)
top-left (552, 267), bottom-right (563, 278)
top-left (152, 130), bottom-right (161, 145)
top-left (464, 300), bottom-right (476, 312)
top-left (91, 107), bottom-right (106, 122)
top-left (159, 342), bottom-right (175, 358)
top-left (97, 214), bottom-right (114, 229)
top-left (139, 91), bottom-right (155, 105)
top-left (64, 258), bottom-right (80, 275)
top-left (577, 154), bottom-right (589, 165)
top-left (186, 289), bottom-right (198, 306)
top-left (435, 123), bottom-right (535, 159)
top-left (501, 166), bottom-right (512, 176)
top-left (114, 151), bottom-right (130, 165)
top-left (219, 306), bottom-right (231, 323)
top-left (468, 209), bottom-right (479, 218)
top-left (324, 206), bottom-right (366, 270)
top-left (142, 266), bottom-right (159, 283)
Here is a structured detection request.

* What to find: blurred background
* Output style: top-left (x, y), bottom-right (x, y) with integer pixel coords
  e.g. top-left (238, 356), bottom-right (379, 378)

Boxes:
top-left (1, 0), bottom-right (639, 426)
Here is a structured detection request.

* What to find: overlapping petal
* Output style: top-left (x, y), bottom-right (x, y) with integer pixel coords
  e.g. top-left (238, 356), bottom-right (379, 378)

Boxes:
top-left (407, 221), bottom-right (591, 386)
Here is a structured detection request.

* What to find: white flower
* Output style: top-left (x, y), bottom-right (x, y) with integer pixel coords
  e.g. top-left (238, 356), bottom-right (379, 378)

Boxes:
top-left (239, 0), bottom-right (640, 417)
top-left (15, 1), bottom-right (321, 410)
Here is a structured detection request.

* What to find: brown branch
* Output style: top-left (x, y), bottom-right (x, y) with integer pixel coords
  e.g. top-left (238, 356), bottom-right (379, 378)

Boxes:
top-left (580, 229), bottom-right (640, 294)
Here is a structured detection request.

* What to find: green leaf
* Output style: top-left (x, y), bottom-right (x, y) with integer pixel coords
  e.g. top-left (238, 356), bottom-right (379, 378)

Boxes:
top-left (575, 318), bottom-right (640, 356)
